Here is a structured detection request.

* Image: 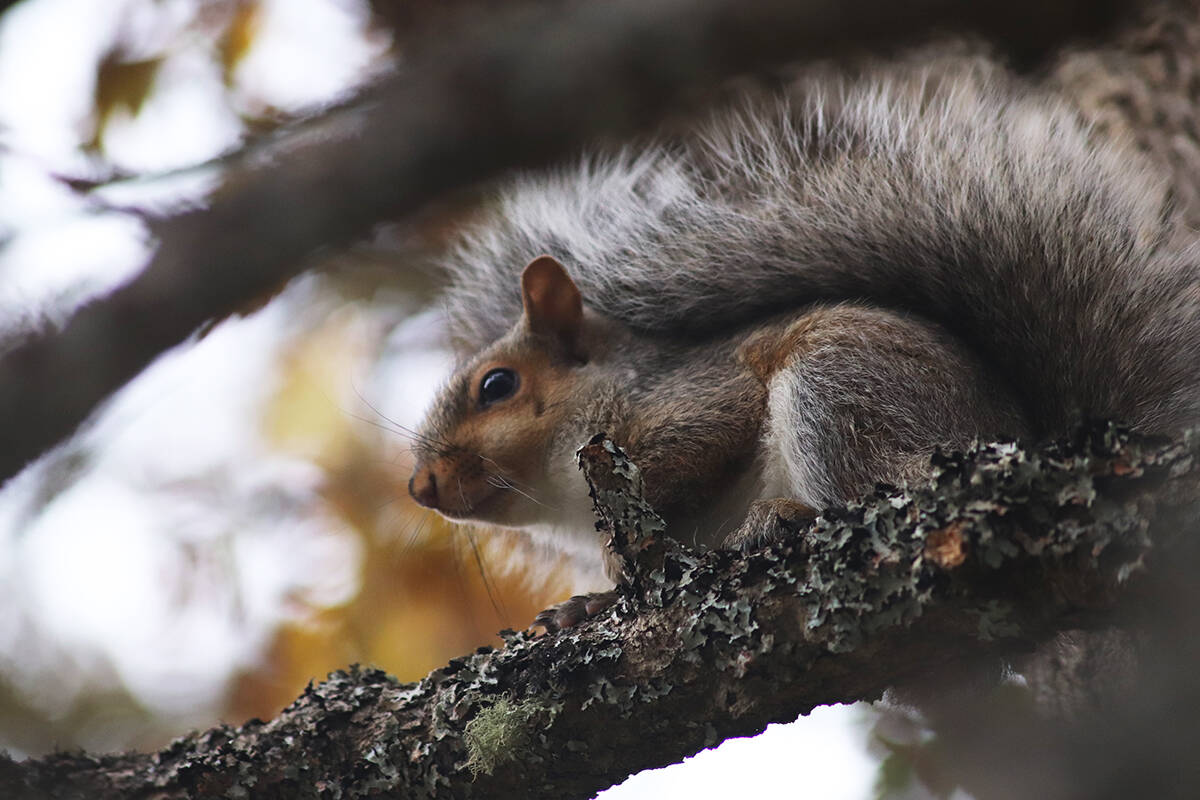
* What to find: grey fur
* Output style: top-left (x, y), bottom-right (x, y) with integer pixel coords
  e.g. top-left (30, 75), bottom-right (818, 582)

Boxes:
top-left (440, 52), bottom-right (1200, 438)
top-left (758, 306), bottom-right (1028, 509)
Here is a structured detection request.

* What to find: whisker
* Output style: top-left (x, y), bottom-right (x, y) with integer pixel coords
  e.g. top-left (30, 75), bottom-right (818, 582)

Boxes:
top-left (343, 410), bottom-right (412, 439)
top-left (446, 530), bottom-right (472, 609)
top-left (393, 421), bottom-right (455, 451)
top-left (400, 510), bottom-right (433, 557)
top-left (462, 527), bottom-right (507, 619)
top-left (489, 473), bottom-right (555, 510)
top-left (343, 409), bottom-right (452, 454)
top-left (349, 383), bottom-right (413, 434)
top-left (480, 467), bottom-right (537, 494)
top-left (477, 455), bottom-right (542, 494)
top-left (456, 477), bottom-right (469, 511)
top-left (373, 494), bottom-right (403, 514)
top-left (301, 377), bottom-right (448, 452)
top-left (292, 370), bottom-right (462, 457)
top-left (349, 383), bottom-right (456, 451)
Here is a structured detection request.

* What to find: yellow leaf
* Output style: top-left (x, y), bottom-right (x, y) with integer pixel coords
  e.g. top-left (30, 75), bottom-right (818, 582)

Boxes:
top-left (220, 1), bottom-right (262, 84)
top-left (90, 53), bottom-right (162, 150)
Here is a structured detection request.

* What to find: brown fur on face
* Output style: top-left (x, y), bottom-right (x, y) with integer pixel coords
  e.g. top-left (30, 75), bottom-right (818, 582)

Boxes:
top-left (412, 256), bottom-right (600, 526)
top-left (410, 335), bottom-right (585, 525)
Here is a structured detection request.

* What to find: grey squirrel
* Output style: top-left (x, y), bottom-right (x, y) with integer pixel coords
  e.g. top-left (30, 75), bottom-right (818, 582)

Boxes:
top-left (408, 51), bottom-right (1200, 623)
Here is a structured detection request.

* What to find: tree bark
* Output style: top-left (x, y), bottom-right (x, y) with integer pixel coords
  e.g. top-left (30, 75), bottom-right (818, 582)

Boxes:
top-left (3, 423), bottom-right (1195, 800)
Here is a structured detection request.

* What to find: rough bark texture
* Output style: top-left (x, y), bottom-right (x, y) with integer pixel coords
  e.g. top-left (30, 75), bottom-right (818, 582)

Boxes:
top-left (1053, 0), bottom-right (1200, 237)
top-left (3, 423), bottom-right (1196, 799)
top-left (0, 0), bottom-right (1131, 485)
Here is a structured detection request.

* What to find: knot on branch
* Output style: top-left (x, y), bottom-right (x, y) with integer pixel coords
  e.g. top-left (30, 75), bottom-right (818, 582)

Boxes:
top-left (576, 434), bottom-right (697, 601)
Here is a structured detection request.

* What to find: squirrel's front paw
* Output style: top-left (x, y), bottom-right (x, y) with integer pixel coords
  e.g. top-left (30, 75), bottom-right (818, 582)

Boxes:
top-left (724, 498), bottom-right (817, 550)
top-left (534, 591), bottom-right (618, 633)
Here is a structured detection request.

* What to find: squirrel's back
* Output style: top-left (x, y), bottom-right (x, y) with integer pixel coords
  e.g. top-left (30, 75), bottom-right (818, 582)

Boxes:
top-left (441, 51), bottom-right (1200, 437)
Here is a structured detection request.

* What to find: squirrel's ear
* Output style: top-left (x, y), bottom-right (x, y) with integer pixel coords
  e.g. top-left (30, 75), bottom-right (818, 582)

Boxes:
top-left (521, 255), bottom-right (584, 351)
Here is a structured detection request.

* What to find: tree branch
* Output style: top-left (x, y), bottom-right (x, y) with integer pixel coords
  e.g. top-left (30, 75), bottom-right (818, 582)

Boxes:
top-left (0, 0), bottom-right (1132, 485)
top-left (4, 423), bottom-right (1195, 799)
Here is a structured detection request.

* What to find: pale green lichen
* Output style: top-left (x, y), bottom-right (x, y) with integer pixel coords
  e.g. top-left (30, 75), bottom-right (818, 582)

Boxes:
top-left (464, 697), bottom-right (545, 777)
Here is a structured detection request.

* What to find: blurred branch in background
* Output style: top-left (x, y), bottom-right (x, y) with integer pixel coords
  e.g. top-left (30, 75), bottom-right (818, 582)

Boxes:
top-left (0, 0), bottom-right (1130, 486)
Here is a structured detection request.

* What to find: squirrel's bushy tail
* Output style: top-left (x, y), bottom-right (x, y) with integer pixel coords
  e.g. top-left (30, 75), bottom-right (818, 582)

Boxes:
top-left (443, 53), bottom-right (1200, 436)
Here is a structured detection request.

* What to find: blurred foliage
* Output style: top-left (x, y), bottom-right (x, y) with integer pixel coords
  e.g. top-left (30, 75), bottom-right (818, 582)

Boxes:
top-left (227, 523), bottom-right (570, 723)
top-left (218, 1), bottom-right (261, 84)
top-left (89, 53), bottom-right (163, 151)
top-left (228, 289), bottom-right (574, 726)
top-left (0, 0), bottom-right (576, 755)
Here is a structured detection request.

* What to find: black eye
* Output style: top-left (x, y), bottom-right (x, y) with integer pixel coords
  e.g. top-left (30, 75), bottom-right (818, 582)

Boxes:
top-left (478, 368), bottom-right (519, 408)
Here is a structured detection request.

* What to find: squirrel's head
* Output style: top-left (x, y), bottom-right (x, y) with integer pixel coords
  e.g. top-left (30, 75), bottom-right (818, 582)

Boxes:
top-left (409, 256), bottom-right (609, 531)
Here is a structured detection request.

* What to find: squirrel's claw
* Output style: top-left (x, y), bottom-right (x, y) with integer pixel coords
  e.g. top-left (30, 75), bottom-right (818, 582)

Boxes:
top-left (724, 498), bottom-right (817, 550)
top-left (533, 590), bottom-right (618, 633)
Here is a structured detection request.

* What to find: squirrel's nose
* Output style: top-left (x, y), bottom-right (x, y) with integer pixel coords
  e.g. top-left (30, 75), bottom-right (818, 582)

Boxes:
top-left (409, 466), bottom-right (439, 509)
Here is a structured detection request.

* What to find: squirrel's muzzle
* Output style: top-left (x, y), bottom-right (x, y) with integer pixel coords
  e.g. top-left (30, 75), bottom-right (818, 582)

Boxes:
top-left (409, 465), bottom-right (440, 509)
top-left (408, 452), bottom-right (507, 521)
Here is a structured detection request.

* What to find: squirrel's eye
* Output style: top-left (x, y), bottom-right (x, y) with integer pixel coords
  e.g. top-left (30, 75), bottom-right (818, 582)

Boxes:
top-left (478, 368), bottom-right (519, 408)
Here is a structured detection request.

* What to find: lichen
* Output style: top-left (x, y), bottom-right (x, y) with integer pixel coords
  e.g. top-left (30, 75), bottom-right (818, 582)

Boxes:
top-left (464, 697), bottom-right (544, 777)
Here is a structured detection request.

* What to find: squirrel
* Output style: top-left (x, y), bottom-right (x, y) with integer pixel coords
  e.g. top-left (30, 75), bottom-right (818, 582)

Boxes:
top-left (407, 53), bottom-right (1200, 628)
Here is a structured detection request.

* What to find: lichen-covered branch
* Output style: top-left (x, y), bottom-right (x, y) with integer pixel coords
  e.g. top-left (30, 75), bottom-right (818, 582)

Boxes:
top-left (4, 423), bottom-right (1195, 800)
top-left (0, 0), bottom-right (1130, 485)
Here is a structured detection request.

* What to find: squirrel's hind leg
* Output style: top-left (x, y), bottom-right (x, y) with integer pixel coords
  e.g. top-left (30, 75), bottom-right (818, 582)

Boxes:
top-left (730, 305), bottom-right (1028, 551)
